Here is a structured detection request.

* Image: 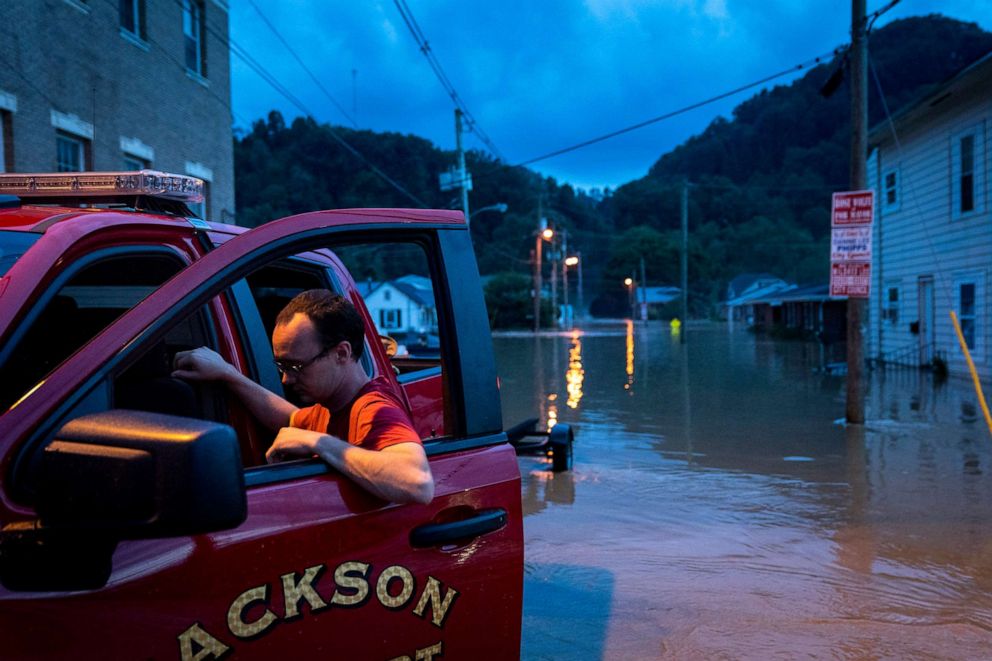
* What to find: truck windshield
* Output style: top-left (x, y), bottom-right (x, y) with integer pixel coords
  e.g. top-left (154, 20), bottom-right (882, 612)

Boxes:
top-left (0, 231), bottom-right (41, 276)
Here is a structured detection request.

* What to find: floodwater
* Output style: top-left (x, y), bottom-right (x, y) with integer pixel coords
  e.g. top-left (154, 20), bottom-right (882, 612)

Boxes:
top-left (495, 322), bottom-right (992, 660)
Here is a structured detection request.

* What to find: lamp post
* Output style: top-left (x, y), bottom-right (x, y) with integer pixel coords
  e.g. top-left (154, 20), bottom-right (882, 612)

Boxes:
top-left (624, 277), bottom-right (635, 320)
top-left (533, 226), bottom-right (554, 333)
top-left (564, 255), bottom-right (579, 329)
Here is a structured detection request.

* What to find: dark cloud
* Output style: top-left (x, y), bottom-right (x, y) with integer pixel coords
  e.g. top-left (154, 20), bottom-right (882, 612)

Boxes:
top-left (230, 0), bottom-right (991, 190)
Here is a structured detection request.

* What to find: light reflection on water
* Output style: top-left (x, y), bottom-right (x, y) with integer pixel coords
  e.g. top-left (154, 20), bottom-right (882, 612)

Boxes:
top-left (496, 322), bottom-right (992, 660)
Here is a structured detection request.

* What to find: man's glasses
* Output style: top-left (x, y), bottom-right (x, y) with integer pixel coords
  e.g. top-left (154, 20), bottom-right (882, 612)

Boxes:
top-left (273, 347), bottom-right (330, 376)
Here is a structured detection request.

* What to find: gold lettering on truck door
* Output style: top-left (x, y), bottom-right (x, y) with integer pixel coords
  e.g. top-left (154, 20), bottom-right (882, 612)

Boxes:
top-left (280, 564), bottom-right (328, 618)
top-left (413, 576), bottom-right (459, 628)
top-left (376, 565), bottom-right (416, 609)
top-left (227, 585), bottom-right (278, 638)
top-left (177, 622), bottom-right (230, 661)
top-left (330, 560), bottom-right (370, 607)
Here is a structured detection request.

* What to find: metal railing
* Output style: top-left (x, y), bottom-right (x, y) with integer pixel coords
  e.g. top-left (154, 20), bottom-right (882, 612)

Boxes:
top-left (869, 341), bottom-right (945, 370)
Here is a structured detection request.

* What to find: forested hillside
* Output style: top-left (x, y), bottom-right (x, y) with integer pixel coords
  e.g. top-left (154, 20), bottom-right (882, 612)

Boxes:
top-left (234, 15), bottom-right (992, 324)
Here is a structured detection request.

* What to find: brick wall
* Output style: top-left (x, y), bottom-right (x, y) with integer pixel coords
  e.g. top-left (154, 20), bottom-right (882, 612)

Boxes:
top-left (0, 0), bottom-right (235, 223)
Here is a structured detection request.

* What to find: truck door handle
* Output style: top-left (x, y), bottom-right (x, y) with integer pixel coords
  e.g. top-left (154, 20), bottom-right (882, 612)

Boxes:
top-left (410, 508), bottom-right (507, 548)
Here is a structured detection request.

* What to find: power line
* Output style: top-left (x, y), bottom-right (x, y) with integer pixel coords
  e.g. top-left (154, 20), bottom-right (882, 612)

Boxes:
top-left (179, 0), bottom-right (428, 207)
top-left (246, 0), bottom-right (358, 128)
top-left (392, 0), bottom-right (505, 161)
top-left (513, 47), bottom-right (847, 170)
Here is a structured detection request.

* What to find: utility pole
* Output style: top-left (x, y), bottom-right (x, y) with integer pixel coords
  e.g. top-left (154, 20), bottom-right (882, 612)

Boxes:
top-left (550, 234), bottom-right (558, 328)
top-left (847, 0), bottom-right (867, 423)
top-left (533, 203), bottom-right (545, 334)
top-left (562, 229), bottom-right (570, 329)
top-left (455, 109), bottom-right (470, 224)
top-left (640, 256), bottom-right (647, 321)
top-left (681, 180), bottom-right (689, 343)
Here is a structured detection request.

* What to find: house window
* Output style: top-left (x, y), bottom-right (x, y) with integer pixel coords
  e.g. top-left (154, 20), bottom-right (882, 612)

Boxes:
top-left (886, 286), bottom-right (899, 325)
top-left (122, 154), bottom-right (148, 170)
top-left (959, 282), bottom-right (977, 350)
top-left (380, 309), bottom-right (402, 330)
top-left (56, 132), bottom-right (88, 172)
top-left (960, 135), bottom-right (975, 214)
top-left (120, 0), bottom-right (146, 40)
top-left (183, 0), bottom-right (206, 77)
top-left (883, 168), bottom-right (899, 210)
top-left (384, 290), bottom-right (391, 301)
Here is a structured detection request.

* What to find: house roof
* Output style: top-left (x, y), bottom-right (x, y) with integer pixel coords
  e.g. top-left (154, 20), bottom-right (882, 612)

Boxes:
top-left (869, 50), bottom-right (992, 149)
top-left (640, 286), bottom-right (680, 304)
top-left (727, 273), bottom-right (783, 299)
top-left (725, 280), bottom-right (796, 307)
top-left (391, 281), bottom-right (435, 308)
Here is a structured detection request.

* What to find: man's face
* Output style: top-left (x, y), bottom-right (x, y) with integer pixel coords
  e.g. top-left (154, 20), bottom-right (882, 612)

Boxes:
top-left (272, 313), bottom-right (342, 405)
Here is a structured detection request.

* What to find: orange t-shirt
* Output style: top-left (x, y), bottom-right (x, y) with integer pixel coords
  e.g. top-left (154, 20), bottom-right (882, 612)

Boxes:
top-left (289, 376), bottom-right (421, 451)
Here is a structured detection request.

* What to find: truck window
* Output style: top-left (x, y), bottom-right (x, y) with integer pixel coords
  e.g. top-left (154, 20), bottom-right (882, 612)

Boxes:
top-left (334, 241), bottom-right (448, 439)
top-left (0, 250), bottom-right (184, 411)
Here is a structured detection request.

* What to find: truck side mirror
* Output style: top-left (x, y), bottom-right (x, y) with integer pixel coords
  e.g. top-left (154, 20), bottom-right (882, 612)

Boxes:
top-left (0, 410), bottom-right (247, 591)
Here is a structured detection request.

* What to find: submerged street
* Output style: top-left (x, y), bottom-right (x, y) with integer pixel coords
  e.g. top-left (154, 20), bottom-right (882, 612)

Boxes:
top-left (497, 323), bottom-right (992, 659)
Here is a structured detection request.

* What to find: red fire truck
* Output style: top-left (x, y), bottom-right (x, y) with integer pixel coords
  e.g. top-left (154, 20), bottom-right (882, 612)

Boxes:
top-left (0, 171), bottom-right (524, 659)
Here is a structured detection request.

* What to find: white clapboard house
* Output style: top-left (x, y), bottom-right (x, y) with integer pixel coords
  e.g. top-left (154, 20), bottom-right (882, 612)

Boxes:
top-left (867, 51), bottom-right (991, 380)
top-left (358, 275), bottom-right (438, 338)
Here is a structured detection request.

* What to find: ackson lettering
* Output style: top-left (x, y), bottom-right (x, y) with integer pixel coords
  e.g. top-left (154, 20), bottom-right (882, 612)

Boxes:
top-left (177, 560), bottom-right (459, 660)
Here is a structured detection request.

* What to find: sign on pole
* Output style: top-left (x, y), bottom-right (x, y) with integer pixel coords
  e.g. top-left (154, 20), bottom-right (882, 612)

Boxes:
top-left (829, 190), bottom-right (874, 298)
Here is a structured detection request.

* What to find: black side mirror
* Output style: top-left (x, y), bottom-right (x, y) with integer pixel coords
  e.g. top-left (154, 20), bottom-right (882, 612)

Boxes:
top-left (0, 410), bottom-right (246, 592)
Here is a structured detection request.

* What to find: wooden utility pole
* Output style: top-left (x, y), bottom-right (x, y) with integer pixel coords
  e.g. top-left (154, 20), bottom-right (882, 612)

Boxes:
top-left (847, 0), bottom-right (867, 423)
top-left (455, 109), bottom-right (470, 224)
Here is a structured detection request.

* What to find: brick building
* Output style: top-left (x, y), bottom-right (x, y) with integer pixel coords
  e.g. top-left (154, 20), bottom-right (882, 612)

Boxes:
top-left (0, 0), bottom-right (234, 223)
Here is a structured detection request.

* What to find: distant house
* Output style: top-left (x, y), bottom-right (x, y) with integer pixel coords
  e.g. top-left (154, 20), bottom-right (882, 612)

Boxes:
top-left (723, 274), bottom-right (794, 325)
top-left (360, 275), bottom-right (437, 338)
top-left (867, 51), bottom-right (991, 378)
top-left (726, 279), bottom-right (844, 342)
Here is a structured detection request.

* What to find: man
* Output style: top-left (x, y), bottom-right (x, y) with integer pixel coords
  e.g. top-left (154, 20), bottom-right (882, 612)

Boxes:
top-left (172, 290), bottom-right (434, 505)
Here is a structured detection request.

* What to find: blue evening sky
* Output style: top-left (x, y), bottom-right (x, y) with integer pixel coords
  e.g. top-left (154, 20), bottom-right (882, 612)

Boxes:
top-left (229, 1), bottom-right (992, 191)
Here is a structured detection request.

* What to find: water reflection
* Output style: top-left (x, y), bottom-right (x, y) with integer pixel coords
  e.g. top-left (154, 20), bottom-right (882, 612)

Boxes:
top-left (565, 331), bottom-right (584, 409)
top-left (496, 323), bottom-right (992, 659)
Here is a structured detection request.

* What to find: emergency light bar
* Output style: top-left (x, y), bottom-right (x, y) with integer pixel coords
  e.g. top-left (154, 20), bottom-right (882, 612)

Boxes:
top-left (0, 170), bottom-right (204, 203)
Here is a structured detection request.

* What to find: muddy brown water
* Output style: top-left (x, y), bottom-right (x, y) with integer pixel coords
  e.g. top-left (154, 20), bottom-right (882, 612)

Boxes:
top-left (496, 322), bottom-right (992, 660)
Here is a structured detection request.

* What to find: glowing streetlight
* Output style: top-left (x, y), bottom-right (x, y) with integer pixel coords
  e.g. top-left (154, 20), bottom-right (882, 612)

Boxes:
top-left (624, 277), bottom-right (633, 287)
top-left (542, 228), bottom-right (554, 241)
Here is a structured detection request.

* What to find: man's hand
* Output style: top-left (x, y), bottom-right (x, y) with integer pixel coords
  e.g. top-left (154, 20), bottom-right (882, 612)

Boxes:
top-left (172, 347), bottom-right (236, 382)
top-left (266, 427), bottom-right (326, 463)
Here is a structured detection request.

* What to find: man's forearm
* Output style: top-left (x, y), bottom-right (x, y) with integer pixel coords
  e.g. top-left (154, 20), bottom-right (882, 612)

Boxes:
top-left (224, 370), bottom-right (298, 432)
top-left (313, 436), bottom-right (433, 504)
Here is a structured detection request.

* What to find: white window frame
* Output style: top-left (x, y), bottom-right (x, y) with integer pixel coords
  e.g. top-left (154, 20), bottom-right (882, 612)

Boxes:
top-left (55, 132), bottom-right (86, 172)
top-left (183, 0), bottom-right (205, 77)
top-left (380, 309), bottom-right (402, 330)
top-left (953, 272), bottom-right (983, 361)
top-left (884, 283), bottom-right (900, 326)
top-left (951, 125), bottom-right (985, 221)
top-left (882, 166), bottom-right (900, 213)
top-left (119, 0), bottom-right (147, 45)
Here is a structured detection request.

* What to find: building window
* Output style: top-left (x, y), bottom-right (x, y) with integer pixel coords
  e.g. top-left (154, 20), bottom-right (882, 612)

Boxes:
top-left (883, 168), bottom-right (899, 211)
top-left (960, 135), bottom-right (975, 214)
top-left (380, 309), bottom-right (402, 330)
top-left (0, 111), bottom-right (11, 173)
top-left (122, 154), bottom-right (148, 170)
top-left (886, 286), bottom-right (899, 325)
top-left (959, 282), bottom-right (977, 350)
top-left (384, 290), bottom-right (391, 301)
top-left (56, 131), bottom-right (89, 172)
top-left (183, 0), bottom-right (206, 77)
top-left (120, 0), bottom-right (146, 40)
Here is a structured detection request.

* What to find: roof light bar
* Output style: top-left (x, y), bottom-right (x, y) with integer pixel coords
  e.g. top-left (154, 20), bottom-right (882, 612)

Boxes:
top-left (0, 170), bottom-right (204, 203)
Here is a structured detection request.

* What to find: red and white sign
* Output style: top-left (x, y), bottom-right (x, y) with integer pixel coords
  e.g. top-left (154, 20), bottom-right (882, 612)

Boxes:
top-left (830, 226), bottom-right (872, 262)
top-left (830, 262), bottom-right (871, 298)
top-left (831, 190), bottom-right (874, 226)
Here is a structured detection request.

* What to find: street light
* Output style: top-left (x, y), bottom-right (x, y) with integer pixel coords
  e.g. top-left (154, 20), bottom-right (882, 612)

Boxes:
top-left (470, 203), bottom-right (508, 221)
top-left (533, 226), bottom-right (554, 333)
top-left (624, 277), bottom-right (636, 320)
top-left (562, 255), bottom-right (580, 329)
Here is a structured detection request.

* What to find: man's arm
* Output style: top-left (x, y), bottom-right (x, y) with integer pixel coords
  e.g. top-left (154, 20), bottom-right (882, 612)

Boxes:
top-left (172, 347), bottom-right (297, 432)
top-left (266, 428), bottom-right (434, 505)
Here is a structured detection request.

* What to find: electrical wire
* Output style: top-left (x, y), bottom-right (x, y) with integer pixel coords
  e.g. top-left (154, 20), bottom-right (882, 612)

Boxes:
top-left (178, 0), bottom-right (428, 208)
top-left (245, 0), bottom-right (358, 128)
top-left (392, 0), bottom-right (505, 161)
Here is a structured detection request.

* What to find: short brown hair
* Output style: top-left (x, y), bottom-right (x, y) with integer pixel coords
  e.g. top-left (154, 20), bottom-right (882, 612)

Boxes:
top-left (276, 290), bottom-right (365, 361)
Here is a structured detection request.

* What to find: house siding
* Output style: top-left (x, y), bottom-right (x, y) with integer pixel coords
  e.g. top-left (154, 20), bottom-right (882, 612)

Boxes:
top-left (869, 77), bottom-right (992, 379)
